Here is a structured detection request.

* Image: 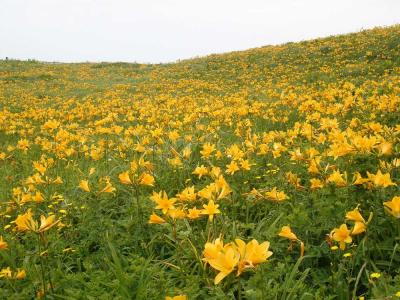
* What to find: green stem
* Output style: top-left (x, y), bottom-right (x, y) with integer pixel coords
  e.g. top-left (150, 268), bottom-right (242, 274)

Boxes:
top-left (134, 185), bottom-right (142, 223)
top-left (42, 234), bottom-right (55, 293)
top-left (207, 219), bottom-right (212, 242)
top-left (237, 276), bottom-right (242, 300)
top-left (37, 234), bottom-right (47, 297)
top-left (172, 220), bottom-right (177, 242)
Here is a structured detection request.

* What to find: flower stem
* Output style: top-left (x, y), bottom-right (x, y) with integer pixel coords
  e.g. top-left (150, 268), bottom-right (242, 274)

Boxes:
top-left (37, 234), bottom-right (47, 297)
top-left (237, 276), bottom-right (242, 300)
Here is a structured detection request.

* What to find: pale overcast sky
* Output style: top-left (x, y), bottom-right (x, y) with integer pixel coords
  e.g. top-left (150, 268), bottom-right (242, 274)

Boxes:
top-left (1, 0), bottom-right (399, 63)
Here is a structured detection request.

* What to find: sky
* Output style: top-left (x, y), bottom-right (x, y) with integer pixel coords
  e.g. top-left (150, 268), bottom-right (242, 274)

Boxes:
top-left (1, 0), bottom-right (399, 63)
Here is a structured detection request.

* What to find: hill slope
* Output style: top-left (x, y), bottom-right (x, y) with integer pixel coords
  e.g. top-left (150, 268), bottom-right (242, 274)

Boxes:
top-left (0, 25), bottom-right (399, 299)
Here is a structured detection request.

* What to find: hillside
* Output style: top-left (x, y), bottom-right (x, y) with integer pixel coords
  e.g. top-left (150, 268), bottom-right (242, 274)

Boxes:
top-left (0, 25), bottom-right (399, 299)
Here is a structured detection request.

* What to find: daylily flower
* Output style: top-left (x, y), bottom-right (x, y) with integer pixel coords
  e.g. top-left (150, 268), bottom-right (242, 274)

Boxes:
top-left (208, 246), bottom-right (240, 284)
top-left (118, 171), bottom-right (132, 185)
top-left (383, 196), bottom-right (400, 218)
top-left (278, 226), bottom-right (304, 256)
top-left (345, 207), bottom-right (365, 223)
top-left (151, 191), bottom-right (176, 214)
top-left (264, 187), bottom-right (288, 201)
top-left (187, 208), bottom-right (202, 219)
top-left (148, 213), bottom-right (166, 224)
top-left (226, 160), bottom-right (240, 175)
top-left (139, 173), bottom-right (155, 186)
top-left (165, 295), bottom-right (187, 300)
top-left (14, 210), bottom-right (59, 233)
top-left (192, 165), bottom-right (208, 179)
top-left (235, 239), bottom-right (273, 275)
top-left (331, 224), bottom-right (352, 250)
top-left (99, 180), bottom-right (116, 194)
top-left (367, 170), bottom-right (396, 188)
top-left (327, 170), bottom-right (347, 187)
top-left (79, 180), bottom-right (90, 192)
top-left (351, 221), bottom-right (366, 235)
top-left (202, 200), bottom-right (221, 221)
top-left (0, 236), bottom-right (8, 250)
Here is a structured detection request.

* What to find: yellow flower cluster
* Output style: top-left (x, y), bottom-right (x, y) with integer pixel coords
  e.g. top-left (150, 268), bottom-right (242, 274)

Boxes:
top-left (203, 237), bottom-right (273, 284)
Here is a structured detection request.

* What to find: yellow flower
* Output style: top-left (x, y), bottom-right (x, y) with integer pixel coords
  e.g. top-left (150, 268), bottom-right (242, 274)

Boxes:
top-left (332, 224), bottom-right (352, 250)
top-left (14, 269), bottom-right (26, 280)
top-left (182, 146), bottom-right (192, 159)
top-left (168, 156), bottom-right (182, 167)
top-left (0, 267), bottom-right (26, 280)
top-left (32, 173), bottom-right (46, 184)
top-left (52, 176), bottom-right (63, 184)
top-left (226, 144), bottom-right (244, 160)
top-left (208, 246), bottom-right (239, 284)
top-left (38, 215), bottom-right (59, 233)
top-left (192, 165), bottom-right (208, 179)
top-left (17, 139), bottom-right (30, 151)
top-left (240, 159), bottom-right (251, 171)
top-left (0, 236), bottom-right (8, 250)
top-left (307, 159), bottom-right (320, 174)
top-left (139, 173), bottom-right (154, 186)
top-left (383, 196), bottom-right (400, 218)
top-left (351, 221), bottom-right (366, 235)
top-left (203, 238), bottom-right (225, 261)
top-left (278, 226), bottom-right (304, 256)
top-left (99, 180), bottom-right (116, 194)
top-left (187, 208), bottom-right (202, 219)
top-left (310, 178), bottom-right (324, 189)
top-left (210, 166), bottom-right (222, 178)
top-left (14, 210), bottom-right (59, 233)
top-left (214, 175), bottom-right (232, 200)
top-left (33, 162), bottom-right (47, 175)
top-left (198, 184), bottom-right (214, 201)
top-left (33, 191), bottom-right (45, 203)
top-left (286, 171), bottom-right (302, 188)
top-left (225, 160), bottom-right (240, 175)
top-left (89, 167), bottom-right (96, 176)
top-left (278, 226), bottom-right (298, 241)
top-left (79, 180), bottom-right (90, 192)
top-left (148, 213), bottom-right (166, 224)
top-left (352, 172), bottom-right (369, 185)
top-left (151, 191), bottom-right (176, 214)
top-left (165, 295), bottom-right (187, 300)
top-left (0, 267), bottom-right (12, 279)
top-left (167, 208), bottom-right (186, 219)
top-left (15, 209), bottom-right (37, 232)
top-left (264, 187), bottom-right (288, 201)
top-left (327, 170), bottom-right (347, 187)
top-left (118, 171), bottom-right (132, 185)
top-left (378, 141), bottom-right (393, 156)
top-left (370, 272), bottom-right (381, 279)
top-left (235, 239), bottom-right (273, 275)
top-left (368, 170), bottom-right (396, 188)
top-left (200, 143), bottom-right (215, 158)
top-left (203, 237), bottom-right (272, 284)
top-left (345, 207), bottom-right (365, 223)
top-left (176, 186), bottom-right (197, 202)
top-left (201, 200), bottom-right (221, 221)
top-left (289, 148), bottom-right (304, 161)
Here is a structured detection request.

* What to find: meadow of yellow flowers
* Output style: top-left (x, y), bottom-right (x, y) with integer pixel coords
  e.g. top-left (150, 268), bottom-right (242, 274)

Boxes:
top-left (0, 25), bottom-right (400, 299)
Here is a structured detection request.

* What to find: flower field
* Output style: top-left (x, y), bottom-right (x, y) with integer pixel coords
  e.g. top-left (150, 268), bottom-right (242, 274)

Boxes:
top-left (0, 25), bottom-right (400, 299)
